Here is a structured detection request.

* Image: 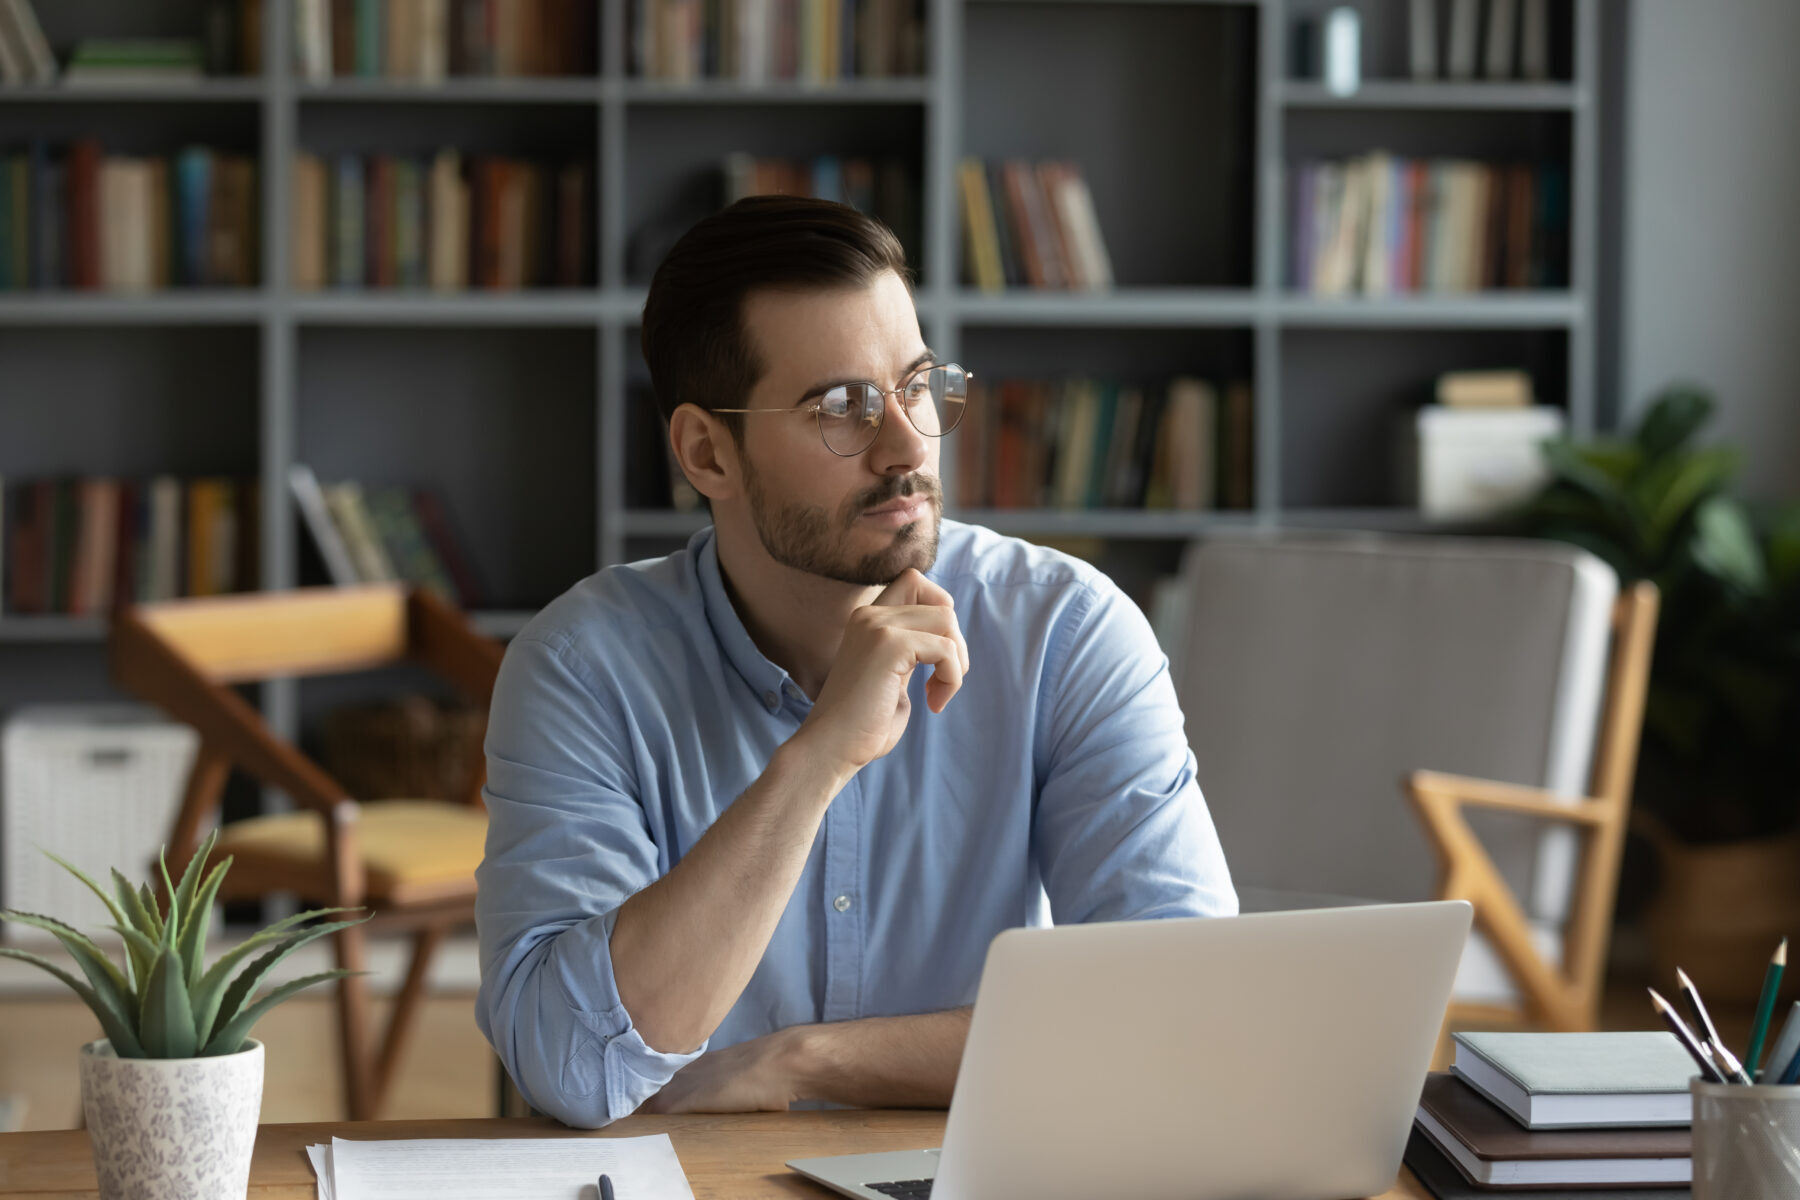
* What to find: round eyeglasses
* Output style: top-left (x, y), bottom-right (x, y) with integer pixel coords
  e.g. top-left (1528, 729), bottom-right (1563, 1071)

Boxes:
top-left (712, 363), bottom-right (971, 457)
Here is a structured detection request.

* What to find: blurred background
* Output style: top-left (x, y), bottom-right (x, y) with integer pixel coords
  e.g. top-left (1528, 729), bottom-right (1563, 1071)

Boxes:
top-left (0, 0), bottom-right (1796, 1133)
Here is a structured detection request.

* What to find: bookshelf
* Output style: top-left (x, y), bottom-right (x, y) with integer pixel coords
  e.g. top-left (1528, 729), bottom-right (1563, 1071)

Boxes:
top-left (0, 0), bottom-right (1600, 744)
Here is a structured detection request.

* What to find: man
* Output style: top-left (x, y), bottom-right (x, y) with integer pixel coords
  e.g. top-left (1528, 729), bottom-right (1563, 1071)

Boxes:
top-left (475, 195), bottom-right (1236, 1129)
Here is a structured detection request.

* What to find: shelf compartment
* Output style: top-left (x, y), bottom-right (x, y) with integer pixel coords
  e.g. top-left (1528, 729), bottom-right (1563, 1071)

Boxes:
top-left (962, 1), bottom-right (1256, 288)
top-left (0, 325), bottom-right (261, 481)
top-left (623, 102), bottom-right (925, 284)
top-left (295, 326), bottom-right (598, 610)
top-left (1278, 325), bottom-right (1567, 509)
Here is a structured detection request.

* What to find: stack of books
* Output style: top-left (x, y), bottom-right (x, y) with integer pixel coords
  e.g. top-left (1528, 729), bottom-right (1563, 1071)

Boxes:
top-left (958, 158), bottom-right (1113, 292)
top-left (630, 0), bottom-right (926, 84)
top-left (1406, 1032), bottom-right (1697, 1198)
top-left (62, 39), bottom-right (206, 87)
top-left (1289, 154), bottom-right (1568, 295)
top-left (958, 375), bottom-right (1253, 513)
top-left (2, 476), bottom-right (261, 615)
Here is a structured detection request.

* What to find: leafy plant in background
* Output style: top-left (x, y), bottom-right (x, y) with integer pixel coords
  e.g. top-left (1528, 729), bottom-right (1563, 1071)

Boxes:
top-left (1518, 385), bottom-right (1800, 842)
top-left (0, 831), bottom-right (366, 1057)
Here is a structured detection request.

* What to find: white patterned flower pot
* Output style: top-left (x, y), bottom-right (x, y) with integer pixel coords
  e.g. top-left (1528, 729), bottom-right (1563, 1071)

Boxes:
top-left (79, 1038), bottom-right (264, 1200)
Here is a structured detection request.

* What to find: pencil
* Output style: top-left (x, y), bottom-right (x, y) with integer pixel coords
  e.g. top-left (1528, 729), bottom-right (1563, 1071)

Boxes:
top-left (1649, 988), bottom-right (1728, 1084)
top-left (1676, 967), bottom-right (1753, 1083)
top-left (1747, 939), bottom-right (1788, 1080)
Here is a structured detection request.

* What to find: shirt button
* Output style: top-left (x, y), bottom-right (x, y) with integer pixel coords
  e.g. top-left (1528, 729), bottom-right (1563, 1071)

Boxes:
top-left (763, 691), bottom-right (779, 710)
top-left (833, 894), bottom-right (853, 913)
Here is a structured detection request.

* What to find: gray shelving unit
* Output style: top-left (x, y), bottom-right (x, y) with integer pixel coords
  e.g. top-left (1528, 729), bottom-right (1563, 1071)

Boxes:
top-left (0, 0), bottom-right (1599, 734)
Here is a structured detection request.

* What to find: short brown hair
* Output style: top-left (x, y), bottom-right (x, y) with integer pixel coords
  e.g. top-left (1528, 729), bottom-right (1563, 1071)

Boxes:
top-left (639, 195), bottom-right (913, 439)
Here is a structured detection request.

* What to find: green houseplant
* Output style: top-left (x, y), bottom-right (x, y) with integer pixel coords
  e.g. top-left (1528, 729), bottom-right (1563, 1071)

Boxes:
top-left (0, 831), bottom-right (366, 1200)
top-left (1518, 384), bottom-right (1800, 999)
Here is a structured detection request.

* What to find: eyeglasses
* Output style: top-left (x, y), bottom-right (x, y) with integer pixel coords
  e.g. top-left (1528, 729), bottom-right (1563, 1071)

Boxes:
top-left (713, 362), bottom-right (972, 457)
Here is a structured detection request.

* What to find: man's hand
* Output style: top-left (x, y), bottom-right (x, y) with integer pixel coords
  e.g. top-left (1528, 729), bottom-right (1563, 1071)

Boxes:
top-left (796, 568), bottom-right (971, 777)
top-left (640, 1028), bottom-right (803, 1114)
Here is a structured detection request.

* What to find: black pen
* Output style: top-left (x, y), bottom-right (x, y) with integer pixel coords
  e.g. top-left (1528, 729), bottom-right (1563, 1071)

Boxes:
top-left (599, 1174), bottom-right (616, 1200)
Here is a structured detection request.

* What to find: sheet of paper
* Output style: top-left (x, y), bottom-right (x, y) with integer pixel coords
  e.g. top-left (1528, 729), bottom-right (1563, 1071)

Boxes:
top-left (327, 1134), bottom-right (696, 1200)
top-left (305, 1144), bottom-right (335, 1200)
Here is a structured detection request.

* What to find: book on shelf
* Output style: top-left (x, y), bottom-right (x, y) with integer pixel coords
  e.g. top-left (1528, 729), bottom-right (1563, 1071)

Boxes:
top-left (293, 0), bottom-right (596, 82)
top-left (293, 149), bottom-right (590, 290)
top-left (290, 465), bottom-right (486, 607)
top-left (0, 0), bottom-right (55, 85)
top-left (957, 374), bottom-right (1252, 513)
top-left (1437, 368), bottom-right (1533, 408)
top-left (62, 39), bottom-right (205, 87)
top-left (632, 0), bottom-right (924, 84)
top-left (1409, 0), bottom-right (1552, 83)
top-left (0, 141), bottom-right (257, 292)
top-left (1, 476), bottom-right (260, 617)
top-left (1289, 154), bottom-right (1567, 294)
top-left (722, 151), bottom-right (917, 263)
top-left (958, 158), bottom-right (1113, 293)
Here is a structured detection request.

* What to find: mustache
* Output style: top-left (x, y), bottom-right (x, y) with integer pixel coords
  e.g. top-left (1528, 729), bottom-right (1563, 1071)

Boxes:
top-left (852, 474), bottom-right (944, 513)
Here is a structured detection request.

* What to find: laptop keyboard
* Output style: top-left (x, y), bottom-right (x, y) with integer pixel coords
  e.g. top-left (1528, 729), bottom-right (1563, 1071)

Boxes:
top-left (864, 1181), bottom-right (933, 1198)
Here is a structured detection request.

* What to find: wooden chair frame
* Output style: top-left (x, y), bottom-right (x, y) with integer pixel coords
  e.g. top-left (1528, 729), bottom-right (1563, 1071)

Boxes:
top-left (1410, 580), bottom-right (1659, 1039)
top-left (109, 584), bottom-right (505, 1120)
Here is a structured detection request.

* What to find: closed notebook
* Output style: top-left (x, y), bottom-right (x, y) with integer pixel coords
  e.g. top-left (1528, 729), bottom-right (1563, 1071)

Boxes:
top-left (1451, 1033), bottom-right (1698, 1129)
top-left (1416, 1074), bottom-right (1690, 1188)
top-left (1406, 1129), bottom-right (1692, 1200)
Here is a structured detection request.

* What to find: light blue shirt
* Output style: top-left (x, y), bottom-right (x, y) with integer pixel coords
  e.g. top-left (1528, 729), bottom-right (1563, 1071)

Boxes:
top-left (475, 519), bottom-right (1236, 1128)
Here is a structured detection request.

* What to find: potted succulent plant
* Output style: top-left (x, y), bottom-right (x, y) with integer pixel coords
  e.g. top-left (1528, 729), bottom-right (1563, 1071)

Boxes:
top-left (0, 831), bottom-right (365, 1200)
top-left (1517, 385), bottom-right (1800, 1000)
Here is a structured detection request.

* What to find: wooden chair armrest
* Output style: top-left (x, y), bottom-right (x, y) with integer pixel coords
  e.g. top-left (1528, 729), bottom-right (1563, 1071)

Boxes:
top-left (407, 590), bottom-right (505, 706)
top-left (110, 610), bottom-right (348, 817)
top-left (1409, 770), bottom-right (1610, 827)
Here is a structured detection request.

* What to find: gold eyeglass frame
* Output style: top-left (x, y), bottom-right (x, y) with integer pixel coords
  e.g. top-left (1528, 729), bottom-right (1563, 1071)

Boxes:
top-left (711, 362), bottom-right (973, 457)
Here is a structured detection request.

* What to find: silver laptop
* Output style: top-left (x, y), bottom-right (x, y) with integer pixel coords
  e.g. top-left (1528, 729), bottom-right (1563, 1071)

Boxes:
top-left (788, 900), bottom-right (1471, 1200)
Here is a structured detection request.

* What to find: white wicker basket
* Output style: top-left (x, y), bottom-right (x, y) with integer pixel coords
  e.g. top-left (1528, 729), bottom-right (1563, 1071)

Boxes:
top-left (1, 706), bottom-right (199, 942)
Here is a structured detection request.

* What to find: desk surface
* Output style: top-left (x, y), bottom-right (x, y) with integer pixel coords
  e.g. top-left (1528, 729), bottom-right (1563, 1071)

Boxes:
top-left (0, 1111), bottom-right (1431, 1199)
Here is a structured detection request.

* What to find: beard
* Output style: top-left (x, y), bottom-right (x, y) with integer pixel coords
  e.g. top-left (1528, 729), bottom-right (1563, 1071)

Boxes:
top-left (742, 462), bottom-right (943, 587)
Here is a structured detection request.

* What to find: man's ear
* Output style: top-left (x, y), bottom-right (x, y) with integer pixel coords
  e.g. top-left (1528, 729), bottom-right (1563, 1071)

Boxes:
top-left (668, 403), bottom-right (743, 503)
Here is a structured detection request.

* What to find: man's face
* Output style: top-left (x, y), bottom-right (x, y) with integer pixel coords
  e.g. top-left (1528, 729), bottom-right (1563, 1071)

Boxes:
top-left (731, 270), bottom-right (943, 587)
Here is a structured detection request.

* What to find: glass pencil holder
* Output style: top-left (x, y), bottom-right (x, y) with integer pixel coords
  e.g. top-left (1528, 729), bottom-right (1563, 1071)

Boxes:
top-left (1692, 1077), bottom-right (1800, 1199)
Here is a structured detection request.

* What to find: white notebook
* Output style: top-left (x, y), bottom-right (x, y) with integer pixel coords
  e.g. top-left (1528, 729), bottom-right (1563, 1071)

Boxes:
top-left (1451, 1032), bottom-right (1698, 1129)
top-left (307, 1133), bottom-right (696, 1200)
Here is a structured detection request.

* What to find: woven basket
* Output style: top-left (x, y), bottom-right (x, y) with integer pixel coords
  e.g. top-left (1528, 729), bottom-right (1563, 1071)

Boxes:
top-left (320, 695), bottom-right (484, 805)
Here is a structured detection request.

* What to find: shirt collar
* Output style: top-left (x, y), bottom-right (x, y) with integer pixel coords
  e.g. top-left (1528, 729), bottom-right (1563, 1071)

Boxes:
top-left (692, 524), bottom-right (794, 703)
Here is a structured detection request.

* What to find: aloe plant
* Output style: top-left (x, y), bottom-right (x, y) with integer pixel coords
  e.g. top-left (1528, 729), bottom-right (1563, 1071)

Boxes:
top-left (0, 832), bottom-right (367, 1058)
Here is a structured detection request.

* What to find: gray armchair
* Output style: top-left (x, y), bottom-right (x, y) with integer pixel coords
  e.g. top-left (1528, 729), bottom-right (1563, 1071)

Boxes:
top-left (1166, 533), bottom-right (1656, 1031)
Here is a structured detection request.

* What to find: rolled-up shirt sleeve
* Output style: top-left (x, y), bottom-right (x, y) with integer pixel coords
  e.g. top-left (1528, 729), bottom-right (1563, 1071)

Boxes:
top-left (475, 633), bottom-right (705, 1128)
top-left (1033, 577), bottom-right (1239, 924)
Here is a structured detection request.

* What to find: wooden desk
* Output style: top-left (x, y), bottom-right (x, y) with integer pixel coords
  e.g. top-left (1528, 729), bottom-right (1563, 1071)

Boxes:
top-left (0, 1110), bottom-right (1431, 1199)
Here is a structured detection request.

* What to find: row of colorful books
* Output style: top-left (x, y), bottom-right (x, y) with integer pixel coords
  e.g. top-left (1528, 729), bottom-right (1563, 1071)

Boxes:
top-left (1289, 154), bottom-right (1569, 296)
top-left (289, 465), bottom-right (486, 606)
top-left (958, 376), bottom-right (1253, 512)
top-left (958, 158), bottom-right (1114, 293)
top-left (632, 0), bottom-right (924, 83)
top-left (0, 142), bottom-right (258, 291)
top-left (292, 151), bottom-right (591, 290)
top-left (722, 153), bottom-right (918, 265)
top-left (292, 0), bottom-right (597, 82)
top-left (1, 477), bottom-right (260, 617)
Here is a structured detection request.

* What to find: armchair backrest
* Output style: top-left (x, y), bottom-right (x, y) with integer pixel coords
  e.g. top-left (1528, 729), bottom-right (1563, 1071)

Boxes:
top-left (1171, 534), bottom-right (1618, 924)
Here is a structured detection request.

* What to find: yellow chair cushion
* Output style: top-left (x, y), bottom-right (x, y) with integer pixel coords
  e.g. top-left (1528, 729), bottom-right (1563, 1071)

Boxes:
top-left (214, 800), bottom-right (486, 901)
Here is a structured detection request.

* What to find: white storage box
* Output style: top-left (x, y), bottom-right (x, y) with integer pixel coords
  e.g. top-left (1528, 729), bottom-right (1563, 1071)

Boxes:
top-left (1399, 405), bottom-right (1565, 520)
top-left (1, 706), bottom-right (199, 943)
